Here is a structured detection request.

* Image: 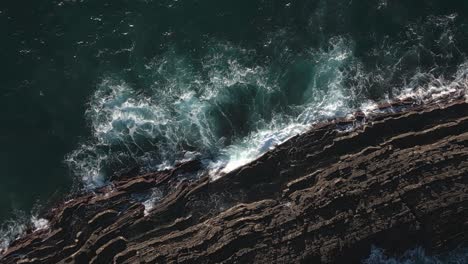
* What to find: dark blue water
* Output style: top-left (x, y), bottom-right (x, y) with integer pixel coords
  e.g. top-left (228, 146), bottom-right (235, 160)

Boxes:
top-left (364, 247), bottom-right (468, 264)
top-left (1, 1), bottom-right (468, 260)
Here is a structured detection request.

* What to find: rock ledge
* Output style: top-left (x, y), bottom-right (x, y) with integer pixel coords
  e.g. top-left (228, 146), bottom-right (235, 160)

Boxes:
top-left (2, 92), bottom-right (467, 263)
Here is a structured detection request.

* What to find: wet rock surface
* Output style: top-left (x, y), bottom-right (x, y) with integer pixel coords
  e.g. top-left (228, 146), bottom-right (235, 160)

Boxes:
top-left (1, 92), bottom-right (467, 263)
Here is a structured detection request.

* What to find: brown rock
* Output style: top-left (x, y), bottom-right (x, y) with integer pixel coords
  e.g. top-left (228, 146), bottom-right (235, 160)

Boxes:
top-left (1, 93), bottom-right (467, 263)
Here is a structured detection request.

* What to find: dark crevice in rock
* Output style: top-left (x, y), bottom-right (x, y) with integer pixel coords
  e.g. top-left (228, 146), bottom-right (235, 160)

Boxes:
top-left (1, 92), bottom-right (467, 263)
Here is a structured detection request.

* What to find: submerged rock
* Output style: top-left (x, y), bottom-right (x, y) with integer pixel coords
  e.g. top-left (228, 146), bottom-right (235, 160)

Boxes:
top-left (1, 92), bottom-right (467, 263)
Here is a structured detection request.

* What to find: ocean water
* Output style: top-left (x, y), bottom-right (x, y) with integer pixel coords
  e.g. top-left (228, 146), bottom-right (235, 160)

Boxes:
top-left (364, 247), bottom-right (468, 264)
top-left (1, 0), bottom-right (468, 259)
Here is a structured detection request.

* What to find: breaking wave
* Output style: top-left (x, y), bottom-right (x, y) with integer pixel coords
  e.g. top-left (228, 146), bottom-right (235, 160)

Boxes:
top-left (0, 211), bottom-right (49, 253)
top-left (66, 12), bottom-right (468, 188)
top-left (65, 37), bottom-right (364, 187)
top-left (3, 0), bottom-right (468, 253)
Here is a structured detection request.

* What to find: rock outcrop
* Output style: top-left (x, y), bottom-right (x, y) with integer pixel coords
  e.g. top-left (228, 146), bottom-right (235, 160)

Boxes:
top-left (1, 91), bottom-right (467, 263)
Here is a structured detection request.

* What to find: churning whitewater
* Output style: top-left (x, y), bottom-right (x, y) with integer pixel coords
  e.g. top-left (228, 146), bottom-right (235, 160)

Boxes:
top-left (67, 15), bottom-right (468, 189)
top-left (2, 1), bottom-right (468, 258)
top-left (66, 39), bottom-right (359, 187)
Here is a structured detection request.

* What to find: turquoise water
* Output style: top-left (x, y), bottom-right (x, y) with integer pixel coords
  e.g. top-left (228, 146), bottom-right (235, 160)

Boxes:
top-left (1, 0), bottom-right (468, 259)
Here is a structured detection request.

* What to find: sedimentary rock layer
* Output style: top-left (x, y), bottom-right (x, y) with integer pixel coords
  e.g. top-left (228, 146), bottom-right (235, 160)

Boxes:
top-left (2, 93), bottom-right (467, 263)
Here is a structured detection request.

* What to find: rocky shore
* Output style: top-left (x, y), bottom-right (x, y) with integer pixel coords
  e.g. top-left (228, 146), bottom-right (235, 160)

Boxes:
top-left (1, 91), bottom-right (467, 263)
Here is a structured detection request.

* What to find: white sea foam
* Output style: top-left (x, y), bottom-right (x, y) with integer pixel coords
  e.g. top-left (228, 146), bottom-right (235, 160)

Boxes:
top-left (209, 60), bottom-right (468, 179)
top-left (31, 217), bottom-right (49, 232)
top-left (397, 62), bottom-right (468, 103)
top-left (0, 214), bottom-right (49, 254)
top-left (67, 24), bottom-right (468, 188)
top-left (67, 43), bottom-right (275, 188)
top-left (143, 188), bottom-right (163, 216)
top-left (0, 220), bottom-right (26, 253)
top-left (209, 37), bottom-right (357, 177)
top-left (209, 122), bottom-right (310, 180)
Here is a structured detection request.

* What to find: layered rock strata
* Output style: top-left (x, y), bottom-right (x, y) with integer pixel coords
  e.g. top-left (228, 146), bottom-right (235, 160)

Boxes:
top-left (2, 92), bottom-right (467, 263)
